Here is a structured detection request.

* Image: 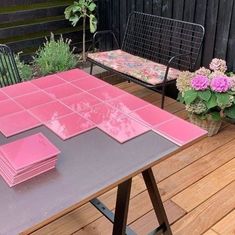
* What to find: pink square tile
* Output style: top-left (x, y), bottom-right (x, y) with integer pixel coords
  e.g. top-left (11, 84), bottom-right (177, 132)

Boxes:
top-left (45, 113), bottom-right (95, 140)
top-left (0, 99), bottom-right (23, 117)
top-left (1, 81), bottom-right (39, 97)
top-left (0, 133), bottom-right (60, 171)
top-left (44, 83), bottom-right (83, 99)
top-left (29, 101), bottom-right (73, 122)
top-left (61, 92), bottom-right (101, 113)
top-left (130, 105), bottom-right (175, 127)
top-left (0, 110), bottom-right (41, 137)
top-left (89, 85), bottom-right (125, 101)
top-left (0, 90), bottom-right (10, 101)
top-left (153, 117), bottom-right (207, 146)
top-left (31, 74), bottom-right (65, 89)
top-left (108, 94), bottom-right (148, 114)
top-left (57, 69), bottom-right (89, 82)
top-left (71, 76), bottom-right (106, 91)
top-left (80, 103), bottom-right (123, 125)
top-left (98, 115), bottom-right (150, 143)
top-left (14, 91), bottom-right (53, 109)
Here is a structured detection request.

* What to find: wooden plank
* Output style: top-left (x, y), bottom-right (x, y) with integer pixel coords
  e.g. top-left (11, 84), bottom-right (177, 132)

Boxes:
top-left (183, 0), bottom-right (196, 22)
top-left (172, 158), bottom-right (235, 212)
top-left (135, 0), bottom-right (144, 12)
top-left (212, 210), bottom-right (235, 235)
top-left (214, 0), bottom-right (234, 59)
top-left (157, 138), bottom-right (235, 201)
top-left (144, 0), bottom-right (153, 14)
top-left (32, 176), bottom-right (146, 235)
top-left (172, 0), bottom-right (184, 20)
top-left (119, 0), bottom-right (128, 44)
top-left (161, 0), bottom-right (172, 18)
top-left (152, 0), bottom-right (162, 16)
top-left (203, 230), bottom-right (219, 235)
top-left (171, 181), bottom-right (235, 235)
top-left (130, 200), bottom-right (186, 235)
top-left (153, 124), bottom-right (235, 182)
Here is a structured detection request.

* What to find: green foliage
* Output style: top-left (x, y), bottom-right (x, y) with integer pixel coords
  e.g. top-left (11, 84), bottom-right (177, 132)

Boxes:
top-left (34, 34), bottom-right (77, 76)
top-left (64, 0), bottom-right (97, 33)
top-left (184, 90), bottom-right (198, 104)
top-left (224, 105), bottom-right (235, 119)
top-left (198, 90), bottom-right (211, 102)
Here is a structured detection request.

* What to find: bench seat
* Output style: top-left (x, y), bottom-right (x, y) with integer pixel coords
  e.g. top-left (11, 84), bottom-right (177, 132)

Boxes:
top-left (88, 49), bottom-right (180, 86)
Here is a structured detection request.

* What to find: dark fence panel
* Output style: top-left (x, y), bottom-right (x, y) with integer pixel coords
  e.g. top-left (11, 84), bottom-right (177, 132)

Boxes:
top-left (98, 0), bottom-right (235, 72)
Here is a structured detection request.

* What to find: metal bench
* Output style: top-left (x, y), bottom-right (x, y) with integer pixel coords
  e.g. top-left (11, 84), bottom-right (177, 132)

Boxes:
top-left (88, 11), bottom-right (205, 108)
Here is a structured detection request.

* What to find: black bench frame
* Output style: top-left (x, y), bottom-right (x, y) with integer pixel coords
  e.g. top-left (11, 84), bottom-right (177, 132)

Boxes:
top-left (88, 11), bottom-right (205, 108)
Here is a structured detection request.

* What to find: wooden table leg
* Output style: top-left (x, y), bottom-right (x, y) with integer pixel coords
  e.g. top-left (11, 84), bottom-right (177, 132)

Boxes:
top-left (142, 168), bottom-right (172, 235)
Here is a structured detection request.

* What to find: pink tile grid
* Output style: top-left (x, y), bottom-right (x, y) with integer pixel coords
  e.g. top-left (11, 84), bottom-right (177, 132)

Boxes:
top-left (0, 133), bottom-right (60, 172)
top-left (57, 69), bottom-right (89, 82)
top-left (89, 84), bottom-right (126, 101)
top-left (71, 76), bottom-right (106, 91)
top-left (45, 113), bottom-right (95, 140)
top-left (0, 110), bottom-right (41, 137)
top-left (80, 103), bottom-right (124, 125)
top-left (44, 83), bottom-right (83, 99)
top-left (61, 92), bottom-right (102, 113)
top-left (0, 90), bottom-right (11, 101)
top-left (129, 104), bottom-right (175, 127)
top-left (14, 90), bottom-right (53, 109)
top-left (107, 94), bottom-right (149, 114)
top-left (31, 74), bottom-right (65, 89)
top-left (1, 81), bottom-right (39, 98)
top-left (98, 115), bottom-right (150, 143)
top-left (153, 117), bottom-right (207, 146)
top-left (29, 101), bottom-right (73, 123)
top-left (0, 99), bottom-right (23, 118)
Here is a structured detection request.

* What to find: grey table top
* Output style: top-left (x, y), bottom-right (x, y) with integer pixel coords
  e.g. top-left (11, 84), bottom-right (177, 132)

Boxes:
top-left (0, 125), bottom-right (178, 235)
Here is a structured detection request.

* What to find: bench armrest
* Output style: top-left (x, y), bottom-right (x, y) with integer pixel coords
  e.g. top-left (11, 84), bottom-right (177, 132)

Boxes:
top-left (92, 30), bottom-right (120, 52)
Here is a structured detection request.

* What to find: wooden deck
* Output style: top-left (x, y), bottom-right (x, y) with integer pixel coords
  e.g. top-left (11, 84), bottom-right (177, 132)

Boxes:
top-left (30, 81), bottom-right (235, 235)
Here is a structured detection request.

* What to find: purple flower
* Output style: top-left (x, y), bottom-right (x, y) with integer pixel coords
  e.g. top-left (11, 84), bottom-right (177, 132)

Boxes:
top-left (191, 75), bottom-right (209, 90)
top-left (210, 76), bottom-right (231, 92)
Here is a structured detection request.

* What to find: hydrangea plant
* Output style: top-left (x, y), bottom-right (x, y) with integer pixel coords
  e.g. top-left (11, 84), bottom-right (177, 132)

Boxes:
top-left (177, 58), bottom-right (235, 121)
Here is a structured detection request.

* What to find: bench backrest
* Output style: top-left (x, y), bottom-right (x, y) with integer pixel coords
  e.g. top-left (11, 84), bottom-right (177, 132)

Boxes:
top-left (122, 12), bottom-right (205, 71)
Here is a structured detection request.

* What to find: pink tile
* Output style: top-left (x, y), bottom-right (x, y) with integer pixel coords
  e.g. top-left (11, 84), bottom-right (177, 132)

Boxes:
top-left (153, 117), bottom-right (207, 146)
top-left (108, 94), bottom-right (148, 114)
top-left (61, 92), bottom-right (101, 112)
top-left (130, 105), bottom-right (175, 127)
top-left (44, 83), bottom-right (83, 99)
top-left (89, 85), bottom-right (125, 101)
top-left (80, 103), bottom-right (123, 125)
top-left (71, 76), bottom-right (106, 91)
top-left (31, 74), bottom-right (65, 89)
top-left (45, 113), bottom-right (95, 140)
top-left (98, 115), bottom-right (150, 143)
top-left (57, 69), bottom-right (89, 82)
top-left (14, 91), bottom-right (53, 109)
top-left (0, 110), bottom-right (41, 137)
top-left (0, 99), bottom-right (23, 117)
top-left (0, 90), bottom-right (10, 101)
top-left (1, 81), bottom-right (39, 97)
top-left (29, 101), bottom-right (72, 122)
top-left (0, 133), bottom-right (60, 171)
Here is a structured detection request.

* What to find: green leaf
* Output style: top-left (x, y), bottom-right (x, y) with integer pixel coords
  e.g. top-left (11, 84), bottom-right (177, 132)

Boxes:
top-left (216, 93), bottom-right (230, 106)
top-left (89, 14), bottom-right (97, 33)
top-left (224, 105), bottom-right (235, 119)
top-left (177, 93), bottom-right (184, 103)
top-left (198, 90), bottom-right (211, 102)
top-left (207, 93), bottom-right (217, 109)
top-left (88, 2), bottom-right (96, 11)
top-left (184, 90), bottom-right (198, 104)
top-left (210, 112), bottom-right (221, 121)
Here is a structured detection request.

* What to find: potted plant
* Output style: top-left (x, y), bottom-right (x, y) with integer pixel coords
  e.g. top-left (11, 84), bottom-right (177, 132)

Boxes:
top-left (64, 0), bottom-right (97, 63)
top-left (177, 58), bottom-right (235, 136)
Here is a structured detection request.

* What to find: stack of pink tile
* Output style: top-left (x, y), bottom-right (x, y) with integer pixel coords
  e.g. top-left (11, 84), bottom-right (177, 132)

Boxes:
top-left (0, 133), bottom-right (60, 187)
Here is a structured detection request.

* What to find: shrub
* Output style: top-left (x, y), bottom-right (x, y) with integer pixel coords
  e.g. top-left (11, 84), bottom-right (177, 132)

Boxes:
top-left (34, 34), bottom-right (77, 76)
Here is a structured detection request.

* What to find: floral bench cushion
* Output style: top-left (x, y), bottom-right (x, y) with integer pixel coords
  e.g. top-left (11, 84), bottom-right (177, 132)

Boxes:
top-left (88, 49), bottom-right (180, 85)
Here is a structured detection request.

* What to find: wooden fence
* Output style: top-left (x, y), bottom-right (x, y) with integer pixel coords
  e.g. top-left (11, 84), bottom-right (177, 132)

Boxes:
top-left (98, 0), bottom-right (235, 72)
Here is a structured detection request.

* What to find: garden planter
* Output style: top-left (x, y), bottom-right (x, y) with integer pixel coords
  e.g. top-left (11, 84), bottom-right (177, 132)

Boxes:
top-left (189, 114), bottom-right (222, 137)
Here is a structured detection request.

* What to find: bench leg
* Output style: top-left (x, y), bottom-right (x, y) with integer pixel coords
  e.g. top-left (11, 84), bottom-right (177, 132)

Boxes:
top-left (142, 168), bottom-right (172, 235)
top-left (161, 85), bottom-right (166, 109)
top-left (90, 62), bottom-right (94, 75)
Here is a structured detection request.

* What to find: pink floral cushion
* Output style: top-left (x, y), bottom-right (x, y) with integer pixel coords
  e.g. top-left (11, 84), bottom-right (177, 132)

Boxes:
top-left (88, 49), bottom-right (180, 85)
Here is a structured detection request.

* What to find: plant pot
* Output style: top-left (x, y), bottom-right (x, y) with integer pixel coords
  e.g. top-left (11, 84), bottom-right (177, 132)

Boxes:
top-left (189, 114), bottom-right (222, 137)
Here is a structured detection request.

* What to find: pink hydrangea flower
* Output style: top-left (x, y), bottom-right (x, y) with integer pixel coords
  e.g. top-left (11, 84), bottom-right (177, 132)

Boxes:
top-left (209, 58), bottom-right (227, 73)
top-left (210, 76), bottom-right (231, 92)
top-left (191, 75), bottom-right (210, 90)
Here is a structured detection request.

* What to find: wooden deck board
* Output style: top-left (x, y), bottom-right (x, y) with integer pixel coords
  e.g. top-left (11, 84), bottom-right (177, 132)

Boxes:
top-left (28, 81), bottom-right (235, 235)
